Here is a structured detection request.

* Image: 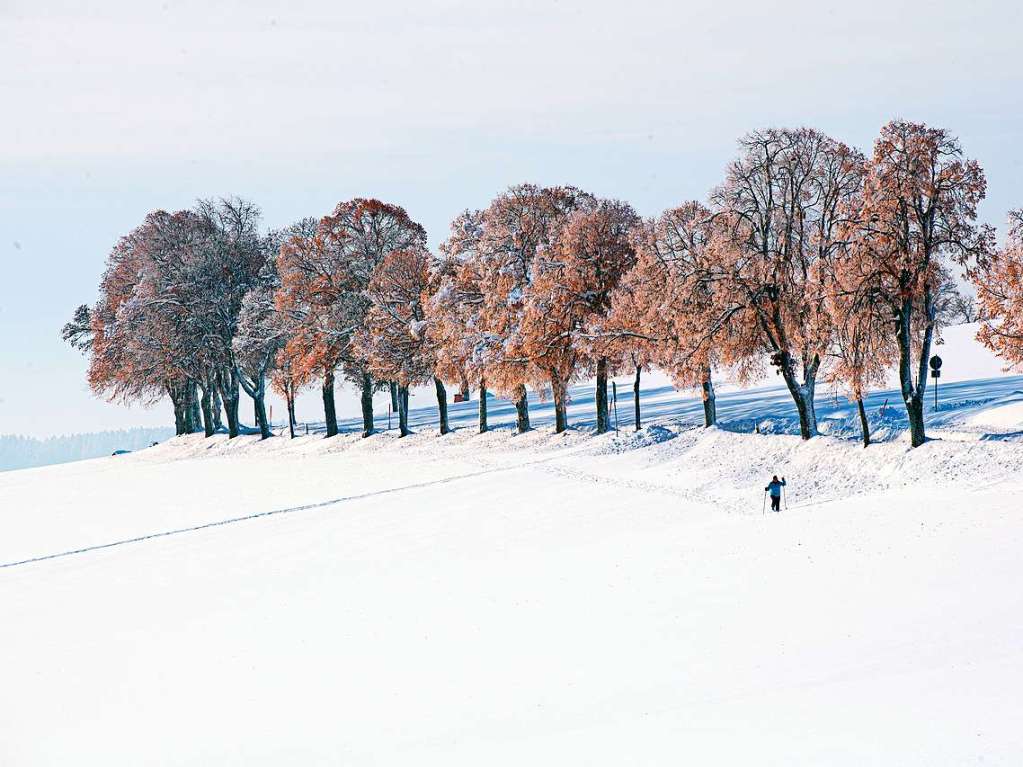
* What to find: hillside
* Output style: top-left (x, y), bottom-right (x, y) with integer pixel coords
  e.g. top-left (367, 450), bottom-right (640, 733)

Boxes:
top-left (0, 325), bottom-right (1021, 765)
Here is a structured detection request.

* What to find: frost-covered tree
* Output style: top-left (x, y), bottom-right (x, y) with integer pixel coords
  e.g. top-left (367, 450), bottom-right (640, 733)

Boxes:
top-left (975, 210), bottom-right (1023, 370)
top-left (707, 128), bottom-right (864, 439)
top-left (844, 121), bottom-right (994, 447)
top-left (523, 199), bottom-right (639, 433)
top-left (277, 199), bottom-right (427, 437)
top-left (443, 184), bottom-right (596, 433)
top-left (233, 218), bottom-right (318, 439)
top-left (432, 223), bottom-right (493, 433)
top-left (355, 248), bottom-right (438, 436)
top-left (182, 198), bottom-right (266, 439)
top-left (823, 248), bottom-right (900, 447)
top-left (76, 199), bottom-right (267, 439)
top-left (81, 210), bottom-right (210, 435)
top-left (623, 202), bottom-right (729, 428)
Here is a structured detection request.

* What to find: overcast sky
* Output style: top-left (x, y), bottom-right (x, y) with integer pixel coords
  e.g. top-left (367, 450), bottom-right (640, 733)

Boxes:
top-left (1, 0), bottom-right (1021, 437)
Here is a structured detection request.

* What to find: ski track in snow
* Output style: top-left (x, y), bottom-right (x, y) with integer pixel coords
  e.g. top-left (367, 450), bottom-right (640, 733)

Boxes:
top-left (3, 439), bottom-right (781, 570)
top-left (0, 455), bottom-right (567, 570)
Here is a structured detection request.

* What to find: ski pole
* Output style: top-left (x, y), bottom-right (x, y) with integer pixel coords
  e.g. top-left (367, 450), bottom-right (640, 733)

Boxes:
top-left (762, 491), bottom-right (766, 516)
top-left (782, 485), bottom-right (787, 511)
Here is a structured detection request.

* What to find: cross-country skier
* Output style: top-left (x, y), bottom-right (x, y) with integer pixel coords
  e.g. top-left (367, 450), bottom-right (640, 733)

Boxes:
top-left (765, 476), bottom-right (786, 512)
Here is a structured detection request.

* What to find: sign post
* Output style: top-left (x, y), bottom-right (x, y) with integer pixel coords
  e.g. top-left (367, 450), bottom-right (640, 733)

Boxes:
top-left (929, 355), bottom-right (943, 410)
top-left (612, 381), bottom-right (619, 433)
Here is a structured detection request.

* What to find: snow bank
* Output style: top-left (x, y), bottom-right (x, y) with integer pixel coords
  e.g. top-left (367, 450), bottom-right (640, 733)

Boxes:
top-left (968, 401), bottom-right (1023, 429)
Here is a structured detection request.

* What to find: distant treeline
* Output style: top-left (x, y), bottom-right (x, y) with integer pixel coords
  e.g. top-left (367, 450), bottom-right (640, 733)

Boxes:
top-left (0, 428), bottom-right (172, 472)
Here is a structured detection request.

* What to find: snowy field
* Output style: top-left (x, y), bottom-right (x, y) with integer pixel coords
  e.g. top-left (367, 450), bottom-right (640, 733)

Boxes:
top-left (2, 325), bottom-right (1022, 765)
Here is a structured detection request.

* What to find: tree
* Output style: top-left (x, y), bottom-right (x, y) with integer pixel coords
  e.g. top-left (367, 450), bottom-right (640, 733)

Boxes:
top-left (180, 198), bottom-right (266, 439)
top-left (943, 290), bottom-right (983, 325)
top-left (845, 121), bottom-right (993, 447)
top-left (708, 128), bottom-right (865, 439)
top-left (612, 202), bottom-right (728, 428)
top-left (355, 248), bottom-right (437, 437)
top-left (79, 210), bottom-right (211, 435)
top-left (443, 184), bottom-right (596, 433)
top-left (277, 232), bottom-right (345, 437)
top-left (233, 218), bottom-right (318, 440)
top-left (932, 275), bottom-right (982, 326)
top-left (270, 354), bottom-right (309, 439)
top-left (975, 210), bottom-right (1023, 369)
top-left (601, 266), bottom-right (655, 432)
top-left (824, 252), bottom-right (899, 447)
top-left (432, 226), bottom-right (493, 434)
top-left (523, 200), bottom-right (639, 433)
top-left (277, 199), bottom-right (427, 437)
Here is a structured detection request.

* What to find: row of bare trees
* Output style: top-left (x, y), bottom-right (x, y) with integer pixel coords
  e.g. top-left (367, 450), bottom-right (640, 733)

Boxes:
top-left (66, 120), bottom-right (1018, 449)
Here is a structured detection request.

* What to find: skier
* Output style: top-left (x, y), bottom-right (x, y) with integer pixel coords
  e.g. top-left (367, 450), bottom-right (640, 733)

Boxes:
top-left (765, 475), bottom-right (786, 512)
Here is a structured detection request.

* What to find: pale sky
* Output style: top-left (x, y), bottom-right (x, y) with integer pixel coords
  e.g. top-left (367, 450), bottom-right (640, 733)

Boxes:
top-left (1, 0), bottom-right (1021, 437)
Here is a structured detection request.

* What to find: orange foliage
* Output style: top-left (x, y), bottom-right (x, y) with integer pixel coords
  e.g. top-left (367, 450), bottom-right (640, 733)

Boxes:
top-left (275, 198), bottom-right (428, 387)
top-left (975, 210), bottom-right (1023, 370)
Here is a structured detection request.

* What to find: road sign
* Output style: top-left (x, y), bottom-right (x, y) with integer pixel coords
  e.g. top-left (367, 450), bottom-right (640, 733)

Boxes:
top-left (930, 356), bottom-right (943, 408)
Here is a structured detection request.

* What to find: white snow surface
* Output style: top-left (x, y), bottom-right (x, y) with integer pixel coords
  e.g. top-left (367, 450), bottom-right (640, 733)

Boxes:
top-left (2, 327), bottom-right (1022, 765)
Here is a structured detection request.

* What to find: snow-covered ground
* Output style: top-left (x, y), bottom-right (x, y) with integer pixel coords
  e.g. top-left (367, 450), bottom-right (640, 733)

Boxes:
top-left (2, 325), bottom-right (1021, 765)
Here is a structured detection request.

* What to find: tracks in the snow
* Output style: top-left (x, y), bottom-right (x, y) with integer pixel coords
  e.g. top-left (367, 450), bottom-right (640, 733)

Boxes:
top-left (532, 462), bottom-right (746, 513)
top-left (0, 461), bottom-right (524, 571)
top-left (0, 452), bottom-right (740, 572)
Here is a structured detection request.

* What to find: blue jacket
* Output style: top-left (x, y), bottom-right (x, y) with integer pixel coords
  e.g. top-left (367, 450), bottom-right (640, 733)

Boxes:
top-left (765, 479), bottom-right (786, 497)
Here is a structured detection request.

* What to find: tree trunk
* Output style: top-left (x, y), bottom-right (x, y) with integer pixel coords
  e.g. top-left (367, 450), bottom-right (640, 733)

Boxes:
top-left (322, 370), bottom-right (338, 438)
top-left (169, 384), bottom-right (186, 436)
top-left (212, 387), bottom-right (223, 430)
top-left (199, 383), bottom-right (215, 437)
top-left (460, 376), bottom-right (470, 401)
top-left (907, 394), bottom-right (926, 448)
top-left (702, 370), bottom-right (717, 427)
top-left (217, 368), bottom-right (241, 439)
top-left (389, 381), bottom-right (399, 412)
top-left (857, 396), bottom-right (871, 448)
top-left (360, 369), bottom-right (374, 438)
top-left (287, 389), bottom-right (296, 439)
top-left (478, 377), bottom-right (488, 434)
top-left (793, 387), bottom-right (817, 440)
top-left (434, 377), bottom-right (450, 435)
top-left (595, 357), bottom-right (609, 434)
top-left (633, 365), bottom-right (642, 432)
top-left (173, 402), bottom-right (186, 435)
top-left (895, 293), bottom-right (934, 449)
top-left (253, 392), bottom-right (271, 440)
top-left (236, 365), bottom-right (271, 440)
top-left (777, 354), bottom-right (818, 440)
top-left (398, 384), bottom-right (410, 437)
top-left (513, 384), bottom-right (530, 433)
top-left (550, 369), bottom-right (568, 433)
top-left (186, 380), bottom-right (202, 433)
top-left (222, 396), bottom-right (240, 438)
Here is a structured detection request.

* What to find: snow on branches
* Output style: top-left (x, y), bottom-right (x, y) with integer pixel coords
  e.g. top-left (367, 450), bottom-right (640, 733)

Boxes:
top-left (67, 121), bottom-right (1011, 449)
